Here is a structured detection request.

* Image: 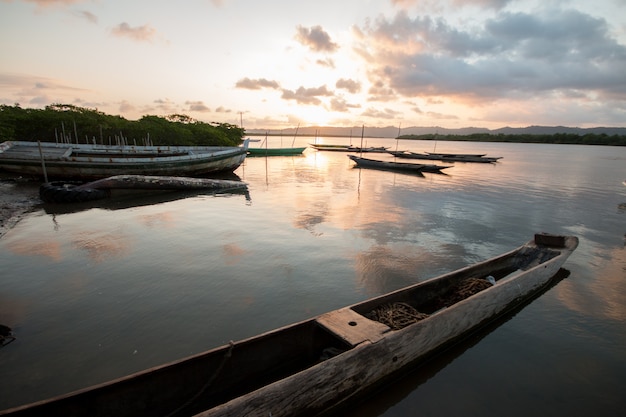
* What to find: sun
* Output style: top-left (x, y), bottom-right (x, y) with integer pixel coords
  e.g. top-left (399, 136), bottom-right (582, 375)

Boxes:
top-left (293, 106), bottom-right (336, 127)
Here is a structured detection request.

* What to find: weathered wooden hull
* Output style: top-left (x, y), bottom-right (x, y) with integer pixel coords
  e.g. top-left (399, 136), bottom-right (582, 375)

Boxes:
top-left (247, 147), bottom-right (306, 156)
top-left (0, 234), bottom-right (578, 417)
top-left (0, 140), bottom-right (249, 179)
top-left (348, 154), bottom-right (450, 174)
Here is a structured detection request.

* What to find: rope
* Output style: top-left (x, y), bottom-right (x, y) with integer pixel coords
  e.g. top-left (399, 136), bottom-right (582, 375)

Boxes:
top-left (365, 277), bottom-right (494, 330)
top-left (442, 277), bottom-right (493, 305)
top-left (166, 340), bottom-right (235, 417)
top-left (366, 302), bottom-right (429, 330)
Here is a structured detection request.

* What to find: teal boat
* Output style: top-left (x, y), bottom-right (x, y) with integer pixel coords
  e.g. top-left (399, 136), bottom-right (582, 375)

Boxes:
top-left (246, 146), bottom-right (307, 156)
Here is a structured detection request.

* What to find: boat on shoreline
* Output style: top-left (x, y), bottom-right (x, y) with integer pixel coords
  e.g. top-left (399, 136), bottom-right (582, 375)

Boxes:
top-left (0, 233), bottom-right (578, 417)
top-left (38, 174), bottom-right (248, 204)
top-left (0, 140), bottom-right (249, 180)
top-left (348, 154), bottom-right (451, 174)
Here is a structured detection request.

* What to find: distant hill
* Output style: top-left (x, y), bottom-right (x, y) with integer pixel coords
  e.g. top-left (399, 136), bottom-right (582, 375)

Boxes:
top-left (247, 125), bottom-right (626, 138)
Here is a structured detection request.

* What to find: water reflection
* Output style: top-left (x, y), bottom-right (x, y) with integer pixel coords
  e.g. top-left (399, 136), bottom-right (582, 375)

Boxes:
top-left (70, 229), bottom-right (134, 264)
top-left (6, 237), bottom-right (63, 262)
top-left (42, 186), bottom-right (251, 216)
top-left (354, 242), bottom-right (470, 295)
top-left (1, 140), bottom-right (625, 415)
top-left (556, 246), bottom-right (626, 323)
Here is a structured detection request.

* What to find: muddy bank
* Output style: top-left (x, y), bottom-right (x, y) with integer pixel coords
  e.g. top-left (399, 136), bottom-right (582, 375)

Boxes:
top-left (0, 175), bottom-right (41, 238)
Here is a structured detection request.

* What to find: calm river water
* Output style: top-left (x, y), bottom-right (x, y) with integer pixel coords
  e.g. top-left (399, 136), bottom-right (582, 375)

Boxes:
top-left (1, 137), bottom-right (625, 416)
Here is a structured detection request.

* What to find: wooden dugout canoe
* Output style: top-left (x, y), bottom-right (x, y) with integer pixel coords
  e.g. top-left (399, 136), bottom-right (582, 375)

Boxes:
top-left (348, 154), bottom-right (451, 174)
top-left (0, 233), bottom-right (578, 417)
top-left (311, 144), bottom-right (389, 153)
top-left (388, 150), bottom-right (502, 163)
top-left (0, 140), bottom-right (249, 180)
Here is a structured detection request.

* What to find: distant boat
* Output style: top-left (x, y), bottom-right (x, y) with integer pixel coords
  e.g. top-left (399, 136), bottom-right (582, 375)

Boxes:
top-left (348, 154), bottom-right (451, 174)
top-left (246, 146), bottom-right (307, 156)
top-left (0, 140), bottom-right (249, 180)
top-left (0, 233), bottom-right (578, 417)
top-left (311, 144), bottom-right (389, 153)
top-left (388, 150), bottom-right (501, 163)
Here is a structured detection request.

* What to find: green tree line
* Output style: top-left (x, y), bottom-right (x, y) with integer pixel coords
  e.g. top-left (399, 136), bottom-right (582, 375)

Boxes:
top-left (398, 132), bottom-right (626, 146)
top-left (0, 104), bottom-right (245, 146)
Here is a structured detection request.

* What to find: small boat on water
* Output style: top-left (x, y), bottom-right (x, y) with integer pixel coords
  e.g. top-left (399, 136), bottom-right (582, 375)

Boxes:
top-left (427, 152), bottom-right (487, 158)
top-left (0, 233), bottom-right (578, 417)
top-left (0, 140), bottom-right (249, 180)
top-left (311, 144), bottom-right (389, 153)
top-left (348, 154), bottom-right (451, 174)
top-left (246, 146), bottom-right (307, 156)
top-left (388, 150), bottom-right (502, 163)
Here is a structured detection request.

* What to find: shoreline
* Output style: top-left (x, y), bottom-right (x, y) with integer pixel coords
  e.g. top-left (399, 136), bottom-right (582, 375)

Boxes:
top-left (0, 176), bottom-right (41, 239)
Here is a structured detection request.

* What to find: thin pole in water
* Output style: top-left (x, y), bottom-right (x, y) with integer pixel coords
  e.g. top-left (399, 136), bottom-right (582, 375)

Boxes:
top-left (292, 124), bottom-right (300, 147)
top-left (396, 122), bottom-right (401, 151)
top-left (73, 120), bottom-right (79, 144)
top-left (360, 125), bottom-right (364, 156)
top-left (37, 141), bottom-right (48, 183)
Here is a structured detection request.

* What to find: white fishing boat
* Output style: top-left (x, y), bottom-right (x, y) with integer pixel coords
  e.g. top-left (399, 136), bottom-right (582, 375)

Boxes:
top-left (0, 140), bottom-right (249, 179)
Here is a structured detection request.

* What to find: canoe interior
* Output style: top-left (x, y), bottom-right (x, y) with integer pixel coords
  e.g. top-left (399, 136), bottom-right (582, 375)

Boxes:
top-left (0, 238), bottom-right (567, 417)
top-left (4, 321), bottom-right (351, 417)
top-left (352, 243), bottom-right (558, 316)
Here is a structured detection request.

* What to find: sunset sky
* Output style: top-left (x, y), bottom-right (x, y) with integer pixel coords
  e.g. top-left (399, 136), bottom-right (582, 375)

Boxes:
top-left (1, 0), bottom-right (625, 130)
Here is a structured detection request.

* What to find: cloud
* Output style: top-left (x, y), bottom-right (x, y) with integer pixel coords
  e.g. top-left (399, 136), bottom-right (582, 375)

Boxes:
top-left (355, 8), bottom-right (626, 104)
top-left (281, 85), bottom-right (332, 105)
top-left (361, 107), bottom-right (403, 120)
top-left (119, 100), bottom-right (136, 114)
top-left (111, 22), bottom-right (158, 42)
top-left (367, 80), bottom-right (397, 102)
top-left (0, 73), bottom-right (88, 94)
top-left (235, 77), bottom-right (280, 90)
top-left (214, 106), bottom-right (231, 113)
top-left (295, 25), bottom-right (339, 53)
top-left (391, 0), bottom-right (514, 10)
top-left (425, 111), bottom-right (459, 120)
top-left (316, 58), bottom-right (335, 68)
top-left (330, 97), bottom-right (361, 112)
top-left (153, 98), bottom-right (175, 108)
top-left (13, 0), bottom-right (85, 7)
top-left (336, 78), bottom-right (361, 94)
top-left (411, 105), bottom-right (423, 114)
top-left (74, 10), bottom-right (97, 24)
top-left (185, 100), bottom-right (210, 112)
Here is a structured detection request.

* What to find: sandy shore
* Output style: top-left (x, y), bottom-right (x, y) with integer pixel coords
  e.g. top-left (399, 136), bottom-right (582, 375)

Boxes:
top-left (0, 176), bottom-right (42, 238)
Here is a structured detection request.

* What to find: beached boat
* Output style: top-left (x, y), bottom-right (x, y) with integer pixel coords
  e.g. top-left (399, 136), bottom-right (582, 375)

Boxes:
top-left (246, 146), bottom-right (307, 156)
top-left (0, 140), bottom-right (249, 180)
top-left (0, 233), bottom-right (578, 417)
top-left (348, 154), bottom-right (450, 174)
top-left (38, 175), bottom-right (248, 204)
top-left (388, 150), bottom-right (501, 163)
